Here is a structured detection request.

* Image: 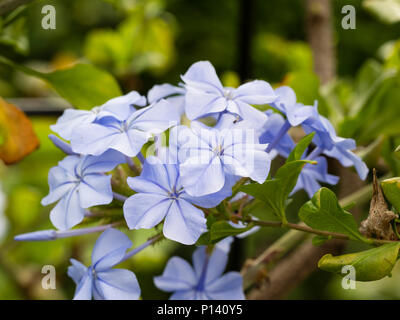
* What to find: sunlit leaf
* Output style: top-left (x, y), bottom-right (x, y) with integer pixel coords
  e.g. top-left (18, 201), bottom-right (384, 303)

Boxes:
top-left (318, 243), bottom-right (400, 281)
top-left (364, 0), bottom-right (400, 24)
top-left (241, 134), bottom-right (316, 223)
top-left (0, 56), bottom-right (122, 109)
top-left (382, 177), bottom-right (400, 212)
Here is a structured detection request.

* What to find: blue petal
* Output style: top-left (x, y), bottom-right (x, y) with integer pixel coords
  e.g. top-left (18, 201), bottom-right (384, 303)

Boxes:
top-left (129, 99), bottom-right (180, 133)
top-left (78, 174), bottom-right (113, 208)
top-left (91, 228), bottom-right (132, 271)
top-left (169, 290), bottom-right (198, 300)
top-left (148, 83), bottom-right (185, 104)
top-left (259, 113), bottom-right (295, 158)
top-left (50, 187), bottom-right (86, 230)
top-left (140, 157), bottom-right (179, 192)
top-left (41, 167), bottom-right (74, 205)
top-left (324, 146), bottom-right (369, 180)
top-left (68, 258), bottom-right (88, 285)
top-left (99, 91), bottom-right (145, 121)
top-left (181, 61), bottom-right (224, 94)
top-left (234, 80), bottom-right (277, 105)
top-left (192, 245), bottom-right (229, 284)
top-left (123, 193), bottom-right (170, 229)
top-left (127, 176), bottom-right (168, 195)
top-left (163, 199), bottom-right (207, 245)
top-left (154, 257), bottom-right (197, 291)
top-left (206, 272), bottom-right (244, 300)
top-left (184, 90), bottom-right (227, 120)
top-left (181, 177), bottom-right (233, 208)
top-left (271, 86), bottom-right (297, 114)
top-left (51, 108), bottom-right (97, 140)
top-left (71, 123), bottom-right (122, 156)
top-left (95, 269), bottom-right (141, 300)
top-left (73, 271), bottom-right (93, 300)
top-left (80, 150), bottom-right (125, 174)
top-left (180, 155), bottom-right (225, 197)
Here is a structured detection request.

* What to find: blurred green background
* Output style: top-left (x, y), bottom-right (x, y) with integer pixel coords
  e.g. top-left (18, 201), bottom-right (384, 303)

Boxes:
top-left (1, 0), bottom-right (400, 299)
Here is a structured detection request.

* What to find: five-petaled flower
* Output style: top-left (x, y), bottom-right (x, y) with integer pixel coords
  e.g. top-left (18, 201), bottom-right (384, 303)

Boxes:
top-left (70, 99), bottom-right (180, 157)
top-left (182, 61), bottom-right (276, 130)
top-left (123, 154), bottom-right (231, 245)
top-left (51, 91), bottom-right (147, 140)
top-left (171, 121), bottom-right (271, 196)
top-left (68, 228), bottom-right (140, 300)
top-left (154, 237), bottom-right (244, 300)
top-left (41, 150), bottom-right (124, 230)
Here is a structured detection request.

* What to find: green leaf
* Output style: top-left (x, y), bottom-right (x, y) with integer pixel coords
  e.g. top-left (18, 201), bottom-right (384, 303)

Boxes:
top-left (210, 221), bottom-right (253, 242)
top-left (241, 134), bottom-right (316, 223)
top-left (0, 56), bottom-right (121, 109)
top-left (299, 188), bottom-right (368, 242)
top-left (312, 235), bottom-right (331, 246)
top-left (241, 160), bottom-right (313, 223)
top-left (286, 132), bottom-right (315, 162)
top-left (363, 0), bottom-right (400, 24)
top-left (84, 7), bottom-right (175, 75)
top-left (382, 177), bottom-right (400, 212)
top-left (318, 242), bottom-right (400, 281)
top-left (396, 145), bottom-right (400, 152)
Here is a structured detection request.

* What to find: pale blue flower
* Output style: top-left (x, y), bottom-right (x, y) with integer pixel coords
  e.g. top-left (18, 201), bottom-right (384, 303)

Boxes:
top-left (41, 150), bottom-right (125, 230)
top-left (148, 83), bottom-right (185, 115)
top-left (259, 111), bottom-right (295, 159)
top-left (171, 121), bottom-right (271, 197)
top-left (68, 228), bottom-right (140, 300)
top-left (51, 91), bottom-right (146, 140)
top-left (182, 61), bottom-right (275, 128)
top-left (292, 156), bottom-right (339, 198)
top-left (154, 237), bottom-right (244, 300)
top-left (123, 155), bottom-right (231, 245)
top-left (302, 113), bottom-right (369, 180)
top-left (270, 86), bottom-right (318, 126)
top-left (70, 99), bottom-right (180, 157)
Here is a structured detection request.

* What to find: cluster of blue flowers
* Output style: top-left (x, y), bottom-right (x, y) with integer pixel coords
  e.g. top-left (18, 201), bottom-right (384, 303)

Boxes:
top-left (15, 61), bottom-right (368, 300)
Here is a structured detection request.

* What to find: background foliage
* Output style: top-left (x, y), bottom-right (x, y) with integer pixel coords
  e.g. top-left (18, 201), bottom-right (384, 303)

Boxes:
top-left (1, 0), bottom-right (400, 299)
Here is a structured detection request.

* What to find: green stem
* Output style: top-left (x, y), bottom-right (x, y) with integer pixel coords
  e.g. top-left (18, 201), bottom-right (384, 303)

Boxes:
top-left (247, 218), bottom-right (395, 245)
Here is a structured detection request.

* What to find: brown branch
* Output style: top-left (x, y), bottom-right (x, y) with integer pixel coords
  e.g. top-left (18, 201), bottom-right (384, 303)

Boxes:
top-left (305, 0), bottom-right (336, 84)
top-left (247, 239), bottom-right (344, 300)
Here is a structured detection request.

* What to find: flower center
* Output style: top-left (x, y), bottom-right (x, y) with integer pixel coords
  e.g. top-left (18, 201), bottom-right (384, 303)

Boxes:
top-left (213, 144), bottom-right (224, 156)
top-left (167, 187), bottom-right (183, 200)
top-left (119, 120), bottom-right (129, 133)
top-left (223, 89), bottom-right (234, 100)
top-left (92, 106), bottom-right (101, 114)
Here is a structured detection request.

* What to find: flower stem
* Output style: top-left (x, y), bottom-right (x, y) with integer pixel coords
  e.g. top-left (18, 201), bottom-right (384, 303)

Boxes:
top-left (120, 233), bottom-right (164, 263)
top-left (113, 192), bottom-right (128, 202)
top-left (137, 152), bottom-right (145, 165)
top-left (125, 156), bottom-right (140, 175)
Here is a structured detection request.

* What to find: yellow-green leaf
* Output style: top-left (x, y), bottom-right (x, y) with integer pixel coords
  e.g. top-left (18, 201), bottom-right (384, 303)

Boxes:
top-left (318, 243), bottom-right (400, 281)
top-left (382, 177), bottom-right (400, 212)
